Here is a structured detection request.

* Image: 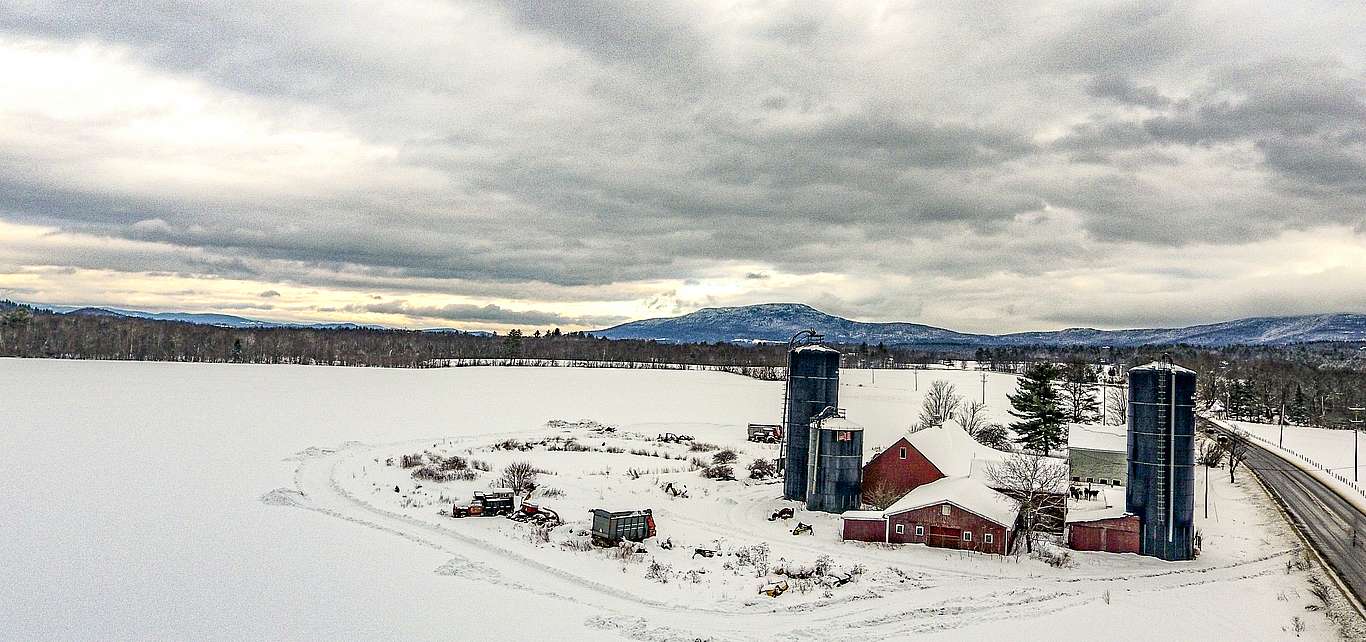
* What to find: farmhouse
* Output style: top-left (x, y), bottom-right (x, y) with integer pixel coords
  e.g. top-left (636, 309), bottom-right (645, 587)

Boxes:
top-left (842, 477), bottom-right (1018, 554)
top-left (1067, 424), bottom-right (1127, 486)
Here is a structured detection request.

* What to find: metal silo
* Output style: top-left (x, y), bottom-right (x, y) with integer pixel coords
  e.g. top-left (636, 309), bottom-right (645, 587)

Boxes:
top-left (1125, 358), bottom-right (1197, 561)
top-left (781, 339), bottom-right (840, 502)
top-left (806, 411), bottom-right (864, 513)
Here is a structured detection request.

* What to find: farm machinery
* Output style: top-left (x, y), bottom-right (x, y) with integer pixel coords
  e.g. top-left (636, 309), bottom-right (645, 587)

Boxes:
top-left (508, 501), bottom-right (561, 526)
top-left (746, 424), bottom-right (782, 443)
top-left (590, 508), bottom-right (656, 547)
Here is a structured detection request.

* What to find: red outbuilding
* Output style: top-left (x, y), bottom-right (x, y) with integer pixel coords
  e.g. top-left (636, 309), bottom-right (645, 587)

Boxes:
top-left (842, 477), bottom-right (1019, 555)
top-left (1066, 511), bottom-right (1140, 554)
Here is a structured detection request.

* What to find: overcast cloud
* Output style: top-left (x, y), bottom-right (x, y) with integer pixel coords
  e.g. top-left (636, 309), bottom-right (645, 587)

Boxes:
top-left (0, 1), bottom-right (1363, 332)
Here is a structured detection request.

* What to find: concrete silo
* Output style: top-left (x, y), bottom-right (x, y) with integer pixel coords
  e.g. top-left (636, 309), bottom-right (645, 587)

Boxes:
top-left (1125, 358), bottom-right (1197, 561)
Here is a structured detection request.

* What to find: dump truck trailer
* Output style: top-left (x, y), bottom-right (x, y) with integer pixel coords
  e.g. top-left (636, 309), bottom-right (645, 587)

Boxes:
top-left (590, 508), bottom-right (655, 546)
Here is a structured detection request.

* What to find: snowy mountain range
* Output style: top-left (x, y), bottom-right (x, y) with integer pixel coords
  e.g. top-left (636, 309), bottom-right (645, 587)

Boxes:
top-left (34, 304), bottom-right (489, 334)
top-left (591, 303), bottom-right (1366, 347)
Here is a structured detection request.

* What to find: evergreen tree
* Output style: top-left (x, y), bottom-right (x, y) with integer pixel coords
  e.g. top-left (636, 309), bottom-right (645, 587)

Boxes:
top-left (1008, 362), bottom-right (1067, 454)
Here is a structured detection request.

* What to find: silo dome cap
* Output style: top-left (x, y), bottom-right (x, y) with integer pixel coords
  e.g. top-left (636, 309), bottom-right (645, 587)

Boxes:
top-left (815, 416), bottom-right (864, 431)
top-left (792, 344), bottom-right (839, 353)
top-left (1130, 360), bottom-right (1195, 374)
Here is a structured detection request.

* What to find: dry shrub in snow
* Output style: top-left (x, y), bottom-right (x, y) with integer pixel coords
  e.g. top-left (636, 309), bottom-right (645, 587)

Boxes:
top-left (438, 455), bottom-right (468, 471)
top-left (712, 449), bottom-right (737, 465)
top-left (538, 487), bottom-right (565, 498)
top-left (400, 453), bottom-right (425, 468)
top-left (689, 442), bottom-right (720, 452)
top-left (470, 459), bottom-right (493, 472)
top-left (689, 457), bottom-right (709, 470)
top-left (626, 468), bottom-right (644, 480)
top-left (645, 560), bottom-right (672, 583)
top-left (702, 465), bottom-right (734, 480)
top-left (747, 458), bottom-right (776, 479)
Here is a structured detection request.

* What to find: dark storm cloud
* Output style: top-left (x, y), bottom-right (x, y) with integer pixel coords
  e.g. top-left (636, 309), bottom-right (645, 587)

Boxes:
top-left (1086, 76), bottom-right (1172, 108)
top-left (356, 301), bottom-right (626, 327)
top-left (1, 1), bottom-right (1365, 328)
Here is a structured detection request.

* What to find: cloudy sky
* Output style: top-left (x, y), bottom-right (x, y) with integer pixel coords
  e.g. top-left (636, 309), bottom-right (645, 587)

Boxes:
top-left (1, 1), bottom-right (1364, 334)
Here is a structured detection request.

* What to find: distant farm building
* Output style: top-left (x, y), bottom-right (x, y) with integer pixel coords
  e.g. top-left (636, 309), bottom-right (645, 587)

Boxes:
top-left (842, 477), bottom-right (1018, 554)
top-left (1066, 510), bottom-right (1140, 554)
top-left (1067, 424), bottom-right (1128, 486)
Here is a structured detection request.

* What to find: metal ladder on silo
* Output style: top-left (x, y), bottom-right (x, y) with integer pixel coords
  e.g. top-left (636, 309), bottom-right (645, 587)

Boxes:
top-left (1153, 372), bottom-right (1168, 528)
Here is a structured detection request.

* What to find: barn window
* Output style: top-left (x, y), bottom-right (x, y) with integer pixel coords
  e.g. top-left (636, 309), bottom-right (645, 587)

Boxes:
top-left (984, 533), bottom-right (994, 544)
top-left (836, 431), bottom-right (852, 442)
top-left (895, 524), bottom-right (905, 535)
top-left (914, 525), bottom-right (924, 537)
top-left (898, 447), bottom-right (907, 459)
top-left (1098, 478), bottom-right (1108, 485)
top-left (1071, 476), bottom-right (1079, 482)
top-left (941, 505), bottom-right (951, 516)
top-left (962, 531), bottom-right (972, 542)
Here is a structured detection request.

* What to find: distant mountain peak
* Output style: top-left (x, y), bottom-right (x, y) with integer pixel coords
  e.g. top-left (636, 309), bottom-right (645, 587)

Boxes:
top-left (593, 303), bottom-right (1366, 347)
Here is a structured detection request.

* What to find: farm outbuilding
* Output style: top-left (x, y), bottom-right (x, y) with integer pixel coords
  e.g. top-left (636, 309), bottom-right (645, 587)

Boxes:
top-left (1068, 424), bottom-right (1128, 487)
top-left (1066, 511), bottom-right (1140, 554)
top-left (842, 477), bottom-right (1018, 555)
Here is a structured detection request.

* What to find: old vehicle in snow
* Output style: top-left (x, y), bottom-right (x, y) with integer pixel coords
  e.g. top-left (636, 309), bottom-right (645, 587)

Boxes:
top-left (769, 507), bottom-right (795, 521)
top-left (508, 501), bottom-right (560, 526)
top-left (759, 580), bottom-right (789, 597)
top-left (747, 424), bottom-right (783, 443)
top-left (656, 432), bottom-right (694, 443)
top-left (451, 488), bottom-right (517, 518)
top-left (590, 508), bottom-right (656, 546)
top-left (791, 522), bottom-right (813, 536)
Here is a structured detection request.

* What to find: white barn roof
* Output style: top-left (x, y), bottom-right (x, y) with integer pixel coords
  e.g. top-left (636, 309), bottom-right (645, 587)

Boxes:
top-left (883, 476), bottom-right (1020, 529)
top-left (1068, 424), bottom-right (1127, 453)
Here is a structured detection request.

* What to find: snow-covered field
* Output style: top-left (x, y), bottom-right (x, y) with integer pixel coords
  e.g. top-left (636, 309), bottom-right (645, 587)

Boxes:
top-left (0, 359), bottom-right (1346, 640)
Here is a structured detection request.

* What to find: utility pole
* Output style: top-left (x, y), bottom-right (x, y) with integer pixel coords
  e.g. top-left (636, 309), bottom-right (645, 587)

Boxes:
top-left (914, 368), bottom-right (918, 391)
top-left (1350, 406), bottom-right (1364, 483)
top-left (981, 370), bottom-right (987, 404)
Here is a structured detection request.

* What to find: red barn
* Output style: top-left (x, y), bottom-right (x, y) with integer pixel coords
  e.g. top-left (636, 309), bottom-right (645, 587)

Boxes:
top-left (861, 436), bottom-right (945, 505)
top-left (1066, 511), bottom-right (1140, 554)
top-left (842, 477), bottom-right (1019, 555)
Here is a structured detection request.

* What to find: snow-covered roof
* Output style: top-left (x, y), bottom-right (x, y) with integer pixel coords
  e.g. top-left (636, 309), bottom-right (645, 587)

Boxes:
top-left (1207, 400), bottom-right (1225, 412)
top-left (841, 510), bottom-right (884, 520)
top-left (792, 344), bottom-right (838, 353)
top-left (1065, 506), bottom-right (1130, 524)
top-left (906, 423), bottom-right (1012, 478)
top-left (1068, 424), bottom-right (1127, 453)
top-left (883, 477), bottom-right (1020, 528)
top-left (1129, 360), bottom-right (1195, 374)
top-left (816, 416), bottom-right (864, 432)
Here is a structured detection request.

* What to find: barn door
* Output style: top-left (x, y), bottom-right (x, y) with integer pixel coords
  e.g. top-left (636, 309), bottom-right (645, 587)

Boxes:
top-left (928, 526), bottom-right (961, 550)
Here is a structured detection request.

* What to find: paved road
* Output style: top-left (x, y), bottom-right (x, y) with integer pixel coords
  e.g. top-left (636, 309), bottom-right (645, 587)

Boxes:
top-left (1206, 418), bottom-right (1366, 608)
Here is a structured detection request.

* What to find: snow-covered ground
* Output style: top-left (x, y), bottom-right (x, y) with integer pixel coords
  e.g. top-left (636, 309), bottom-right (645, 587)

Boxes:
top-left (0, 359), bottom-right (1349, 640)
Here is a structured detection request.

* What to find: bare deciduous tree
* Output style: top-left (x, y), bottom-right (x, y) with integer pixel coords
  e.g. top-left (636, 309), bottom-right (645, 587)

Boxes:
top-left (498, 461), bottom-right (539, 494)
top-left (955, 400), bottom-right (1010, 449)
top-left (916, 380), bottom-right (962, 431)
top-left (1105, 387), bottom-right (1128, 425)
top-left (987, 453), bottom-right (1068, 554)
top-left (862, 479), bottom-right (906, 510)
top-left (1225, 434), bottom-right (1250, 483)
